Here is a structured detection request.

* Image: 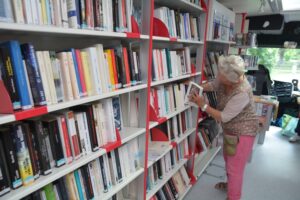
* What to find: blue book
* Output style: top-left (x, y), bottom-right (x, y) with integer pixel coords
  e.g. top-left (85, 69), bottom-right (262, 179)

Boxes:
top-left (71, 49), bottom-right (83, 97)
top-left (74, 170), bottom-right (85, 200)
top-left (21, 44), bottom-right (47, 106)
top-left (0, 41), bottom-right (32, 110)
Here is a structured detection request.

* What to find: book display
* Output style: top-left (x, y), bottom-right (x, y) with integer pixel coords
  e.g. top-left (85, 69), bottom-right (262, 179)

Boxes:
top-left (0, 0), bottom-right (225, 200)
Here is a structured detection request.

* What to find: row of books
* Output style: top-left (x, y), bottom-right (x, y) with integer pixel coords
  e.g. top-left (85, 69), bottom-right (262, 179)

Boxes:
top-left (0, 96), bottom-right (137, 196)
top-left (20, 138), bottom-right (141, 200)
top-left (235, 33), bottom-right (257, 47)
top-left (152, 48), bottom-right (192, 81)
top-left (0, 40), bottom-right (141, 110)
top-left (153, 109), bottom-right (193, 142)
top-left (150, 83), bottom-right (187, 118)
top-left (240, 54), bottom-right (259, 70)
top-left (149, 166), bottom-right (191, 200)
top-left (1, 0), bottom-right (135, 32)
top-left (197, 118), bottom-right (220, 153)
top-left (154, 7), bottom-right (202, 40)
top-left (213, 10), bottom-right (234, 41)
top-left (204, 51), bottom-right (224, 80)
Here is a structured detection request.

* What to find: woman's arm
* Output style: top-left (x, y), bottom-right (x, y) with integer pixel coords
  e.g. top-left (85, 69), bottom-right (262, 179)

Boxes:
top-left (201, 78), bottom-right (219, 92)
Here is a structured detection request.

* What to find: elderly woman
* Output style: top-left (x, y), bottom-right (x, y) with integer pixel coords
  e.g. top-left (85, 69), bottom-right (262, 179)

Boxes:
top-left (189, 55), bottom-right (259, 200)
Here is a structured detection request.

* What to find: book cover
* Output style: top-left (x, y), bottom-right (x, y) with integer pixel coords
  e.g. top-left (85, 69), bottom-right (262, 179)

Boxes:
top-left (23, 123), bottom-right (41, 180)
top-left (0, 139), bottom-right (10, 196)
top-left (65, 173), bottom-right (80, 200)
top-left (27, 119), bottom-right (52, 175)
top-left (80, 166), bottom-right (94, 199)
top-left (74, 49), bottom-right (87, 97)
top-left (65, 111), bottom-right (82, 159)
top-left (21, 44), bottom-right (47, 106)
top-left (42, 117), bottom-right (66, 167)
top-left (99, 156), bottom-right (108, 192)
top-left (71, 49), bottom-right (84, 97)
top-left (0, 44), bottom-right (21, 110)
top-left (66, 0), bottom-right (79, 28)
top-left (112, 97), bottom-right (123, 131)
top-left (66, 51), bottom-right (80, 99)
top-left (0, 41), bottom-right (33, 109)
top-left (74, 170), bottom-right (85, 200)
top-left (11, 0), bottom-right (25, 23)
top-left (11, 123), bottom-right (34, 185)
top-left (0, 128), bottom-right (23, 188)
top-left (123, 47), bottom-right (132, 87)
top-left (49, 51), bottom-right (64, 102)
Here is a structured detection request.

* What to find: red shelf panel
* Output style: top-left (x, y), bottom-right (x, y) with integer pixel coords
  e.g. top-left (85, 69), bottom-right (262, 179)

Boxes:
top-left (14, 106), bottom-right (48, 121)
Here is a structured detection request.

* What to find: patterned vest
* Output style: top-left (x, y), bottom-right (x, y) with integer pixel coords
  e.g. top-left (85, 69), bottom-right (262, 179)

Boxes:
top-left (217, 78), bottom-right (259, 136)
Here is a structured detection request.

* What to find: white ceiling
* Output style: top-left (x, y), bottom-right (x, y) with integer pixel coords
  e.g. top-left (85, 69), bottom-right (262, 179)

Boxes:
top-left (218, 0), bottom-right (273, 15)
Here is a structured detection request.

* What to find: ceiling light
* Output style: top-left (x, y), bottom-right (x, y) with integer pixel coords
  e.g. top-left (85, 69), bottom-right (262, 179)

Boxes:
top-left (282, 0), bottom-right (300, 11)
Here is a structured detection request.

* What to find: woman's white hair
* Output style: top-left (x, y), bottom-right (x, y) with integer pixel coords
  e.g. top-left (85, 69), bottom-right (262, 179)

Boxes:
top-left (218, 55), bottom-right (246, 83)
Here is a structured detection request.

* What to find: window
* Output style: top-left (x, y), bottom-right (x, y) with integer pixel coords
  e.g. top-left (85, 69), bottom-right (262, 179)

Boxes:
top-left (247, 48), bottom-right (300, 82)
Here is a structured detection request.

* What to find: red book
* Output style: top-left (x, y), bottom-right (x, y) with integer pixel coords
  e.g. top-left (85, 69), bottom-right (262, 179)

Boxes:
top-left (85, 0), bottom-right (92, 28)
top-left (122, 47), bottom-right (131, 86)
top-left (75, 50), bottom-right (87, 96)
top-left (121, 0), bottom-right (127, 29)
top-left (151, 89), bottom-right (160, 117)
top-left (110, 50), bottom-right (120, 89)
top-left (59, 116), bottom-right (73, 163)
top-left (66, 111), bottom-right (81, 159)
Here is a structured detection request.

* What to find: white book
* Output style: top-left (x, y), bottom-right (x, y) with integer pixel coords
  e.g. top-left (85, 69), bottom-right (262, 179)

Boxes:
top-left (23, 0), bottom-right (33, 24)
top-left (65, 111), bottom-right (81, 159)
top-left (51, 57), bottom-right (65, 103)
top-left (40, 190), bottom-right (47, 200)
top-left (57, 52), bottom-right (74, 101)
top-left (43, 51), bottom-right (58, 104)
top-left (92, 160), bottom-right (103, 196)
top-left (161, 157), bottom-right (166, 178)
top-left (92, 103), bottom-right (104, 147)
top-left (87, 47), bottom-right (102, 95)
top-left (110, 150), bottom-right (121, 183)
top-left (66, 52), bottom-right (80, 99)
top-left (126, 0), bottom-right (132, 32)
top-left (49, 0), bottom-right (55, 25)
top-left (162, 49), bottom-right (168, 80)
top-left (103, 99), bottom-right (117, 142)
top-left (52, 0), bottom-right (62, 26)
top-left (98, 102), bottom-right (108, 145)
top-left (12, 0), bottom-right (25, 23)
top-left (130, 93), bottom-right (139, 127)
top-left (30, 0), bottom-right (39, 24)
top-left (88, 161), bottom-right (100, 197)
top-left (66, 0), bottom-right (78, 28)
top-left (94, 44), bottom-right (108, 94)
top-left (60, 0), bottom-right (68, 27)
top-left (36, 0), bottom-right (43, 25)
top-left (121, 146), bottom-right (131, 177)
top-left (152, 50), bottom-right (159, 81)
top-left (172, 117), bottom-right (179, 141)
top-left (178, 114), bottom-right (183, 136)
top-left (171, 10), bottom-right (177, 38)
top-left (180, 167), bottom-right (190, 186)
top-left (103, 154), bottom-right (112, 189)
top-left (184, 47), bottom-right (191, 74)
top-left (36, 51), bottom-right (52, 105)
top-left (108, 0), bottom-right (113, 32)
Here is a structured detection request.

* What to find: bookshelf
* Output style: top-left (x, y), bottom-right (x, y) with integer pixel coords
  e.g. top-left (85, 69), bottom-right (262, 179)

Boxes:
top-left (0, 0), bottom-right (225, 199)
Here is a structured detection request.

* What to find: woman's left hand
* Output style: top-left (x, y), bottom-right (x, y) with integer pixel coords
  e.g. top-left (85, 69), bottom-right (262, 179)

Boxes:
top-left (189, 93), bottom-right (206, 108)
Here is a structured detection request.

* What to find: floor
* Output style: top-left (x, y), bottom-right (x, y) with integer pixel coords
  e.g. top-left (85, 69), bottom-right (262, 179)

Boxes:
top-left (185, 126), bottom-right (300, 200)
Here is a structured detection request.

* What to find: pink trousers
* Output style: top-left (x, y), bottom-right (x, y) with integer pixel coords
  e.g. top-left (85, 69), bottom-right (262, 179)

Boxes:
top-left (223, 135), bottom-right (255, 200)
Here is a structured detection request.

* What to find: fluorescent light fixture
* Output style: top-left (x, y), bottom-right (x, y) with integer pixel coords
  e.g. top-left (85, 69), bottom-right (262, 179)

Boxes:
top-left (282, 0), bottom-right (300, 11)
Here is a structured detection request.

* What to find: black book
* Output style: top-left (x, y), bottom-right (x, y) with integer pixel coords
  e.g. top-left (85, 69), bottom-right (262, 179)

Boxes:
top-left (0, 48), bottom-right (21, 110)
top-left (162, 185), bottom-right (173, 200)
top-left (127, 48), bottom-right (137, 84)
top-left (31, 190), bottom-right (42, 200)
top-left (71, 105), bottom-right (99, 151)
top-left (27, 119), bottom-right (52, 175)
top-left (93, 0), bottom-right (101, 29)
top-left (175, 11), bottom-right (181, 38)
top-left (153, 163), bottom-right (158, 183)
top-left (0, 128), bottom-right (22, 189)
top-left (99, 156), bottom-right (108, 192)
top-left (112, 0), bottom-right (119, 32)
top-left (23, 123), bottom-right (41, 180)
top-left (80, 166), bottom-right (94, 200)
top-left (170, 149), bottom-right (175, 167)
top-left (114, 149), bottom-right (123, 182)
top-left (115, 46), bottom-right (127, 87)
top-left (168, 179), bottom-right (179, 199)
top-left (20, 43), bottom-right (46, 106)
top-left (73, 117), bottom-right (83, 154)
top-left (0, 139), bottom-right (10, 196)
top-left (156, 161), bottom-right (163, 179)
top-left (42, 117), bottom-right (66, 167)
top-left (112, 49), bottom-right (122, 88)
top-left (57, 177), bottom-right (70, 200)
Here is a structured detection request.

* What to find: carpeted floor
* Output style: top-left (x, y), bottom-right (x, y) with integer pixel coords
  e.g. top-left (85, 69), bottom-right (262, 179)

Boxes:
top-left (185, 126), bottom-right (300, 200)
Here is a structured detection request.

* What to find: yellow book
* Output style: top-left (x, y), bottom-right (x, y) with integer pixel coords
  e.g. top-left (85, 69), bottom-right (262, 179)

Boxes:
top-left (104, 49), bottom-right (116, 91)
top-left (80, 51), bottom-right (93, 96)
top-left (65, 173), bottom-right (80, 200)
top-left (40, 0), bottom-right (48, 25)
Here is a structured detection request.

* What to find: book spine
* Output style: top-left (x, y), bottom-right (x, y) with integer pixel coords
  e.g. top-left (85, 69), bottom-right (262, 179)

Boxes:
top-left (21, 44), bottom-right (47, 106)
top-left (71, 49), bottom-right (84, 97)
top-left (74, 170), bottom-right (85, 200)
top-left (0, 48), bottom-right (21, 109)
top-left (110, 50), bottom-right (121, 89)
top-left (74, 50), bottom-right (87, 96)
top-left (99, 156), bottom-right (108, 192)
top-left (122, 47), bottom-right (131, 87)
top-left (12, 0), bottom-right (25, 23)
top-left (66, 111), bottom-right (81, 159)
top-left (80, 166), bottom-right (94, 199)
top-left (66, 0), bottom-right (79, 28)
top-left (12, 124), bottom-right (34, 186)
top-left (57, 116), bottom-right (73, 163)
top-left (1, 41), bottom-right (32, 109)
top-left (23, 124), bottom-right (40, 180)
top-left (93, 0), bottom-right (100, 29)
top-left (0, 139), bottom-right (11, 196)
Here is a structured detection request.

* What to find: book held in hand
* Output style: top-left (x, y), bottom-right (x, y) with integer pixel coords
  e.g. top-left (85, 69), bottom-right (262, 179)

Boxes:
top-left (184, 81), bottom-right (203, 107)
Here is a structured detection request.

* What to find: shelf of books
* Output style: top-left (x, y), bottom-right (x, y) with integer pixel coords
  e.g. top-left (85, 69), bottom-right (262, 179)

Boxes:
top-left (0, 0), bottom-right (212, 199)
top-left (178, 184), bottom-right (193, 200)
